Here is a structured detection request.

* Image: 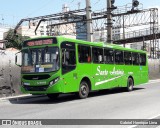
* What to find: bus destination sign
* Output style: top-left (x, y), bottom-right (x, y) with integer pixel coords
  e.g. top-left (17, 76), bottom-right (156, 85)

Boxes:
top-left (23, 38), bottom-right (57, 47)
top-left (27, 39), bottom-right (53, 46)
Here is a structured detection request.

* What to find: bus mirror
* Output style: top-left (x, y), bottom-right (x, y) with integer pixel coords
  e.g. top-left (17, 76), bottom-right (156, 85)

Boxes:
top-left (15, 55), bottom-right (17, 63)
top-left (15, 51), bottom-right (22, 67)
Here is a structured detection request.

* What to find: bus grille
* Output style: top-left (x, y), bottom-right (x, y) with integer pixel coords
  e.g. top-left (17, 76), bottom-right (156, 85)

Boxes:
top-left (23, 85), bottom-right (49, 91)
top-left (23, 75), bottom-right (50, 80)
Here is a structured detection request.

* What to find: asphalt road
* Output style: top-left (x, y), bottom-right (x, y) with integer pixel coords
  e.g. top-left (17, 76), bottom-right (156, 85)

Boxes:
top-left (0, 80), bottom-right (160, 128)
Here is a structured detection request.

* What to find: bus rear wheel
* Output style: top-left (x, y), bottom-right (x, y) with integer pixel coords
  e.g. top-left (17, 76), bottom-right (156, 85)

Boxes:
top-left (78, 81), bottom-right (89, 99)
top-left (127, 78), bottom-right (134, 92)
top-left (47, 93), bottom-right (59, 100)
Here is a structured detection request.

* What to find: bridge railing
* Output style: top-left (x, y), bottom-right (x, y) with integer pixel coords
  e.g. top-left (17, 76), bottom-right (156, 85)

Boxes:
top-left (113, 26), bottom-right (160, 41)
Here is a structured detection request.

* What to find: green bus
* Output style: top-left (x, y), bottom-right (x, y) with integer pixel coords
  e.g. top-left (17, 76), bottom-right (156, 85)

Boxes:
top-left (16, 36), bottom-right (149, 99)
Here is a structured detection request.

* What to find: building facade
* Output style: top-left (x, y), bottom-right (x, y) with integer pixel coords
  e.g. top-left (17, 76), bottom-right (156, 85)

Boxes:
top-left (0, 24), bottom-right (12, 40)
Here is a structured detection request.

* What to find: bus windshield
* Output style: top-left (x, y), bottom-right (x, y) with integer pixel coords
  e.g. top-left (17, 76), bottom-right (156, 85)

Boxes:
top-left (21, 47), bottom-right (59, 73)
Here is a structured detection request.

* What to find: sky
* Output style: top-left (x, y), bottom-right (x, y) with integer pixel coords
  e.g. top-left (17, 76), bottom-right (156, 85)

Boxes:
top-left (0, 0), bottom-right (160, 26)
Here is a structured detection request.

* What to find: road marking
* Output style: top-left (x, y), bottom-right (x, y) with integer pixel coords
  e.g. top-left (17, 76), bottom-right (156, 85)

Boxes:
top-left (128, 114), bottom-right (160, 128)
top-left (0, 94), bottom-right (32, 101)
top-left (148, 113), bottom-right (160, 120)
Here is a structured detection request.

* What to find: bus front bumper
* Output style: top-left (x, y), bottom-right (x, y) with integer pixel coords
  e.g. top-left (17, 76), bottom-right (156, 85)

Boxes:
top-left (20, 80), bottom-right (62, 94)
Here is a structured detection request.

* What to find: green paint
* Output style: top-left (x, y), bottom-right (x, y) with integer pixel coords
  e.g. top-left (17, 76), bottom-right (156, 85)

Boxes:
top-left (19, 36), bottom-right (149, 95)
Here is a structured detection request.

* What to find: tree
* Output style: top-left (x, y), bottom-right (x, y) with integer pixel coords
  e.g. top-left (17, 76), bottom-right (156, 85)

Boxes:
top-left (4, 29), bottom-right (29, 50)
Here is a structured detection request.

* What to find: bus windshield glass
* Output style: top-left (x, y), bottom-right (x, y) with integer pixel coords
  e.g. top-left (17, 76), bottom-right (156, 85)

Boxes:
top-left (21, 47), bottom-right (59, 73)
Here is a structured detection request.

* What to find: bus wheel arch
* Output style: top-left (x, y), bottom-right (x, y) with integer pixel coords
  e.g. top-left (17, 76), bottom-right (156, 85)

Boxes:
top-left (128, 76), bottom-right (134, 86)
top-left (77, 77), bottom-right (91, 99)
top-left (81, 77), bottom-right (91, 91)
top-left (127, 76), bottom-right (134, 92)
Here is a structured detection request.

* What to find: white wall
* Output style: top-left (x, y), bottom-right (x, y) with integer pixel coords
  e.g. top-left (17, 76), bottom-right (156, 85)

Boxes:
top-left (0, 27), bottom-right (10, 40)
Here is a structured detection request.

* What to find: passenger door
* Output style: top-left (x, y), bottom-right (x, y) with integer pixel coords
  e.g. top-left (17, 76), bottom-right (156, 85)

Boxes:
top-left (61, 42), bottom-right (78, 93)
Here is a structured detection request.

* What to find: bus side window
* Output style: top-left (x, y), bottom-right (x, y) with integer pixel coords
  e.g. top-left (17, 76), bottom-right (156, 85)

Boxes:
top-left (78, 45), bottom-right (91, 63)
top-left (140, 53), bottom-right (146, 66)
top-left (115, 50), bottom-right (124, 64)
top-left (92, 47), bottom-right (103, 63)
top-left (124, 51), bottom-right (132, 65)
top-left (132, 52), bottom-right (139, 65)
top-left (104, 48), bottom-right (114, 64)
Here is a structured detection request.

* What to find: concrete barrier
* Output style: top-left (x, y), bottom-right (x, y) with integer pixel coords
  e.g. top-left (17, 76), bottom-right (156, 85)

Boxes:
top-left (0, 49), bottom-right (21, 97)
top-left (148, 59), bottom-right (160, 80)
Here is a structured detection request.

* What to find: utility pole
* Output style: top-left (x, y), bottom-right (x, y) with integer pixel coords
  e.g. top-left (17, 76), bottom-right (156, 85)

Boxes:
top-left (123, 15), bottom-right (125, 47)
top-left (78, 2), bottom-right (81, 10)
top-left (107, 0), bottom-right (113, 44)
top-left (86, 0), bottom-right (93, 42)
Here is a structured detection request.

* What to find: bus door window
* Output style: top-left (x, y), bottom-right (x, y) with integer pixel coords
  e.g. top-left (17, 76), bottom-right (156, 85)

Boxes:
top-left (63, 50), bottom-right (75, 65)
top-left (61, 42), bottom-right (76, 74)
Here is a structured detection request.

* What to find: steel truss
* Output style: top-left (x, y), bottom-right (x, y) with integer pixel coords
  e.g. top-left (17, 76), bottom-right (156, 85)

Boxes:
top-left (112, 8), bottom-right (159, 58)
top-left (15, 7), bottom-right (159, 58)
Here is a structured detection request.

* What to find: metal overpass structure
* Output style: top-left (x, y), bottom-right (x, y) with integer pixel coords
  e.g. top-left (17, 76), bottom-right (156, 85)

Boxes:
top-left (113, 26), bottom-right (160, 58)
top-left (14, 3), bottom-right (159, 58)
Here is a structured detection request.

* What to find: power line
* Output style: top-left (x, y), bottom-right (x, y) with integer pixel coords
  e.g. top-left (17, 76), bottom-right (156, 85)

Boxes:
top-left (25, 0), bottom-right (53, 17)
top-left (93, 0), bottom-right (101, 5)
top-left (71, 0), bottom-right (75, 3)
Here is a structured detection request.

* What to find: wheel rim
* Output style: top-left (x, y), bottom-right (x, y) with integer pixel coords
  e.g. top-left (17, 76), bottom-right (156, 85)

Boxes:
top-left (80, 84), bottom-right (88, 96)
top-left (129, 79), bottom-right (133, 90)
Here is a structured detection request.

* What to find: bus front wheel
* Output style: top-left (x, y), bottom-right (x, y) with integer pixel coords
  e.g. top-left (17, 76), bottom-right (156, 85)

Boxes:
top-left (78, 81), bottom-right (89, 99)
top-left (127, 78), bottom-right (134, 92)
top-left (47, 93), bottom-right (59, 100)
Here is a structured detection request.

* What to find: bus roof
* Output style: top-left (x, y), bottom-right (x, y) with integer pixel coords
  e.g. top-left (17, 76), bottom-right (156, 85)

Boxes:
top-left (24, 36), bottom-right (146, 54)
top-left (59, 36), bottom-right (146, 54)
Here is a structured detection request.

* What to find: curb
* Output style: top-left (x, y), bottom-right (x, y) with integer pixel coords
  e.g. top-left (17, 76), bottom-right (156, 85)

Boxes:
top-left (0, 94), bottom-right (45, 102)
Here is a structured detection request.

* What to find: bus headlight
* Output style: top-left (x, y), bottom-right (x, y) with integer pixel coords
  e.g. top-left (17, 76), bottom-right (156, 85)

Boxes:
top-left (49, 77), bottom-right (60, 86)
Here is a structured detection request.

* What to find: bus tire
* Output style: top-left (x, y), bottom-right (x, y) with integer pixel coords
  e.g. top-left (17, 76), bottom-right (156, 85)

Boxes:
top-left (78, 81), bottom-right (89, 99)
top-left (47, 93), bottom-right (59, 100)
top-left (127, 78), bottom-right (134, 92)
